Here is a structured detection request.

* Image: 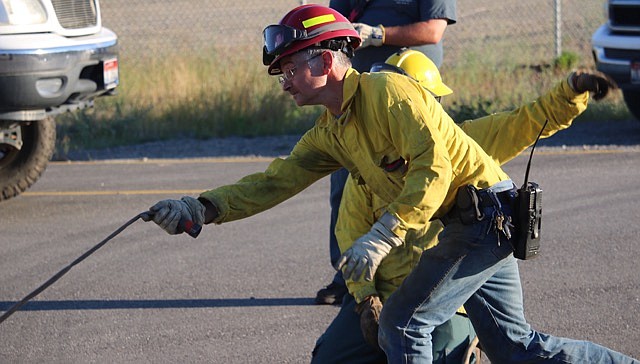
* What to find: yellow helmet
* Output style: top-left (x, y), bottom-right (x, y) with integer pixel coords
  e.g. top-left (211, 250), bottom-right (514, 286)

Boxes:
top-left (371, 48), bottom-right (453, 97)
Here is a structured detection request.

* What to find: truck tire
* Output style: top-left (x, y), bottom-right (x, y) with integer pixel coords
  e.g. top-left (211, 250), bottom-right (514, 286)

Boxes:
top-left (0, 117), bottom-right (56, 201)
top-left (623, 90), bottom-right (640, 121)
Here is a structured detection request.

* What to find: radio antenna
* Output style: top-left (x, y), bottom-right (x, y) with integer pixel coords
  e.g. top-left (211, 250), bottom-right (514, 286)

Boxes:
top-left (523, 119), bottom-right (549, 185)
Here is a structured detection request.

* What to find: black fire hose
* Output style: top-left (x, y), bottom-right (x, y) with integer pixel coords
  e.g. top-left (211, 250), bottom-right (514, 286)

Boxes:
top-left (0, 212), bottom-right (201, 325)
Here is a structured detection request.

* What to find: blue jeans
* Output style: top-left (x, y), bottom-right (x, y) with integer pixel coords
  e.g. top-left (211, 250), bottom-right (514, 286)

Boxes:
top-left (312, 293), bottom-right (477, 364)
top-left (328, 168), bottom-right (350, 286)
top-left (379, 185), bottom-right (639, 363)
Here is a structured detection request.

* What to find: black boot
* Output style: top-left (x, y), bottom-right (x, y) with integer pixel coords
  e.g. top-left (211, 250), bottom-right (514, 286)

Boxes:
top-left (315, 282), bottom-right (348, 305)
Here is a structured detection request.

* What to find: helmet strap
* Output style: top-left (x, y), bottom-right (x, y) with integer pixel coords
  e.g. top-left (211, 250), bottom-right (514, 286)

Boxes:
top-left (319, 38), bottom-right (355, 58)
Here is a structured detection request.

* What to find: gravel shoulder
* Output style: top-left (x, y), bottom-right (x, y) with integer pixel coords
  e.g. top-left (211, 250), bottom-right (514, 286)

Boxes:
top-left (63, 119), bottom-right (640, 161)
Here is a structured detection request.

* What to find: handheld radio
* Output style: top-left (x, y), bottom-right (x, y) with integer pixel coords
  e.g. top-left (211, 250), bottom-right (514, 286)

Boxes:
top-left (513, 120), bottom-right (547, 260)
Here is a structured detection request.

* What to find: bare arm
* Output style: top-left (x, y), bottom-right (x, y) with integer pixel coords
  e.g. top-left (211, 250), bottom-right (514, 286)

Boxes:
top-left (383, 19), bottom-right (448, 46)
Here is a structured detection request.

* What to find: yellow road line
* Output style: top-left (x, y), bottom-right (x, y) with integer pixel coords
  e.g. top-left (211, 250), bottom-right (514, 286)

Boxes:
top-left (50, 156), bottom-right (277, 165)
top-left (49, 148), bottom-right (639, 166)
top-left (535, 148), bottom-right (640, 155)
top-left (24, 148), bottom-right (640, 197)
top-left (22, 189), bottom-right (205, 197)
top-left (30, 157), bottom-right (276, 197)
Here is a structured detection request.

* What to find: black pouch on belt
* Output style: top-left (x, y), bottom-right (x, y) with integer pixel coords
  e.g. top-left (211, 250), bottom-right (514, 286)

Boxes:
top-left (455, 185), bottom-right (485, 224)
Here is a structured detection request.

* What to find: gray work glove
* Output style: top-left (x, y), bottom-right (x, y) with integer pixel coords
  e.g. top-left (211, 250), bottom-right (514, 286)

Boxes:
top-left (355, 295), bottom-right (383, 349)
top-left (143, 196), bottom-right (205, 235)
top-left (569, 70), bottom-right (617, 101)
top-left (352, 23), bottom-right (384, 49)
top-left (335, 212), bottom-right (403, 282)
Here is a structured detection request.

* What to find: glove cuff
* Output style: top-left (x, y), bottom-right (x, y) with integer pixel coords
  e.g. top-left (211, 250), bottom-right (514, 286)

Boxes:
top-left (378, 24), bottom-right (386, 45)
top-left (374, 212), bottom-right (404, 248)
top-left (355, 294), bottom-right (380, 314)
top-left (198, 197), bottom-right (220, 224)
top-left (568, 71), bottom-right (579, 93)
top-left (378, 212), bottom-right (401, 231)
top-left (181, 196), bottom-right (206, 226)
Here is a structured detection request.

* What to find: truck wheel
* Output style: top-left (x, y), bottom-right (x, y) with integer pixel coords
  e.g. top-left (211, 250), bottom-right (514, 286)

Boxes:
top-left (623, 90), bottom-right (640, 121)
top-left (0, 117), bottom-right (56, 201)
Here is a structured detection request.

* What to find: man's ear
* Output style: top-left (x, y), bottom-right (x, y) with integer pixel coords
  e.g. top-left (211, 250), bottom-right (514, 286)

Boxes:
top-left (321, 51), bottom-right (333, 75)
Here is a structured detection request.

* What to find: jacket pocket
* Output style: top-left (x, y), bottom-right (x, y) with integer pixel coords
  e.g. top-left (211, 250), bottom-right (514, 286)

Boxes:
top-left (377, 148), bottom-right (408, 185)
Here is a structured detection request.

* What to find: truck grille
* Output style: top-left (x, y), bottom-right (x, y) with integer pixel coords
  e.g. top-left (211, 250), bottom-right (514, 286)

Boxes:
top-left (609, 2), bottom-right (640, 30)
top-left (604, 48), bottom-right (640, 60)
top-left (51, 0), bottom-right (98, 29)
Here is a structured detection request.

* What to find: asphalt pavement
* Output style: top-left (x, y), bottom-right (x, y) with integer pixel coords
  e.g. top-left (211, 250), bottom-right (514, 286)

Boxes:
top-left (1, 139), bottom-right (640, 362)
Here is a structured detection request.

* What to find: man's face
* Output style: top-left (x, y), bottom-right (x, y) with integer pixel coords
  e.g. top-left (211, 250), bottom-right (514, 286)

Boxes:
top-left (278, 51), bottom-right (326, 107)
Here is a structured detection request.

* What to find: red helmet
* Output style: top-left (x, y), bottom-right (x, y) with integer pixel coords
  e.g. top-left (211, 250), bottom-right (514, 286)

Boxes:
top-left (263, 4), bottom-right (361, 75)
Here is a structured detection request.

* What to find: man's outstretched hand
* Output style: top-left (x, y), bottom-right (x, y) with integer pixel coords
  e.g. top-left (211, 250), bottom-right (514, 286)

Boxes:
top-left (143, 196), bottom-right (205, 235)
top-left (571, 70), bottom-right (618, 101)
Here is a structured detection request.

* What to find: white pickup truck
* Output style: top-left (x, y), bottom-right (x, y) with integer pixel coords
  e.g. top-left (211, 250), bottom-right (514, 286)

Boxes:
top-left (0, 0), bottom-right (118, 201)
top-left (592, 0), bottom-right (640, 120)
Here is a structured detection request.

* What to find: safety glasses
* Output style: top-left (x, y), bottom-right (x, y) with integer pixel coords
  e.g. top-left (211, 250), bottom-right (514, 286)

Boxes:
top-left (278, 52), bottom-right (324, 85)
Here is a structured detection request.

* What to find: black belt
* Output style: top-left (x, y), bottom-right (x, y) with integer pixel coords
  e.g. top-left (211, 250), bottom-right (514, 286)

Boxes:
top-left (476, 188), bottom-right (515, 209)
top-left (440, 186), bottom-right (515, 226)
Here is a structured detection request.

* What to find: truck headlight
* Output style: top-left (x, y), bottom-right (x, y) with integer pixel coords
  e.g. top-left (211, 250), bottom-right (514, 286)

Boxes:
top-left (0, 0), bottom-right (47, 26)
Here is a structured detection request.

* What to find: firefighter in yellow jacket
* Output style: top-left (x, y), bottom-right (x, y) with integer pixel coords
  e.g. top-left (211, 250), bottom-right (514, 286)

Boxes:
top-left (341, 49), bottom-right (592, 306)
top-left (314, 48), bottom-right (603, 364)
top-left (145, 5), bottom-right (633, 363)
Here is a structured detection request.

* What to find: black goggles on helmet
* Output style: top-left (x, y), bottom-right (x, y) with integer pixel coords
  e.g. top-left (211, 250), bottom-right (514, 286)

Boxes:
top-left (262, 23), bottom-right (356, 66)
top-left (263, 25), bottom-right (307, 57)
top-left (263, 25), bottom-right (305, 66)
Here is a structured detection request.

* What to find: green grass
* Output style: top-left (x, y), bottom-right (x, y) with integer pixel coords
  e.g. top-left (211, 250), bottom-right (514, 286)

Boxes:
top-left (440, 49), bottom-right (630, 122)
top-left (55, 52), bottom-right (321, 156)
top-left (55, 49), bottom-right (631, 156)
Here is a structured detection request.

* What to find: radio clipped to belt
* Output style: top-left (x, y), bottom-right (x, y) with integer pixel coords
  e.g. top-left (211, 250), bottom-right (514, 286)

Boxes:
top-left (441, 120), bottom-right (547, 260)
top-left (512, 120), bottom-right (547, 260)
top-left (514, 181), bottom-right (542, 259)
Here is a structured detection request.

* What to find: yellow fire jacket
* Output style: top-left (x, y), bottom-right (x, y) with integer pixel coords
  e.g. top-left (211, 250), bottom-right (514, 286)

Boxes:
top-left (200, 68), bottom-right (508, 241)
top-left (337, 77), bottom-right (589, 303)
